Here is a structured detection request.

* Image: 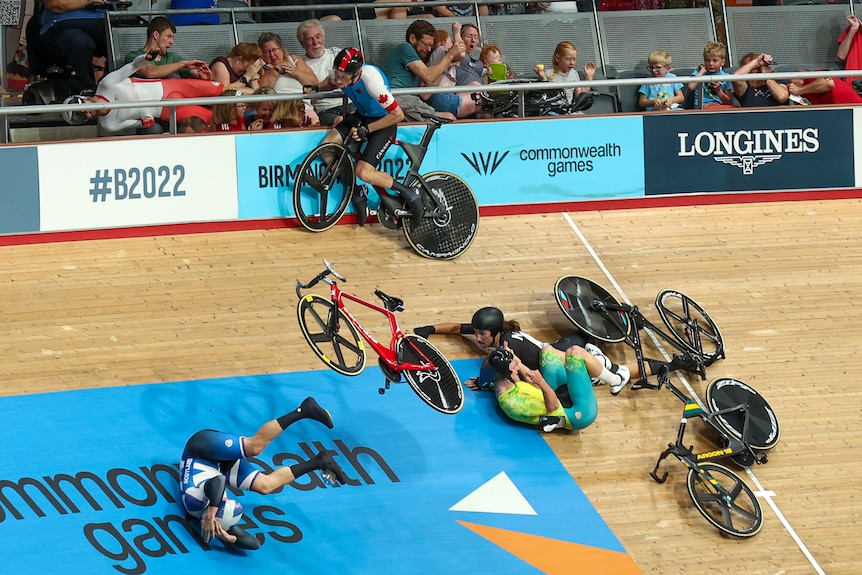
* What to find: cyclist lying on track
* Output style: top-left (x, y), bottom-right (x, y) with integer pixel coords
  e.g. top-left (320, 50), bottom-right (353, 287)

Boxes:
top-left (316, 47), bottom-right (424, 227)
top-left (179, 397), bottom-right (347, 549)
top-left (415, 306), bottom-right (634, 394)
top-left (487, 343), bottom-right (598, 433)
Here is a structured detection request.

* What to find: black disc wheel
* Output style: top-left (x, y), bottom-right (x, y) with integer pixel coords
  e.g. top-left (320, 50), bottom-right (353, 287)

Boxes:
top-left (402, 172), bottom-right (478, 260)
top-left (706, 377), bottom-right (780, 451)
top-left (399, 335), bottom-right (464, 414)
top-left (554, 276), bottom-right (630, 343)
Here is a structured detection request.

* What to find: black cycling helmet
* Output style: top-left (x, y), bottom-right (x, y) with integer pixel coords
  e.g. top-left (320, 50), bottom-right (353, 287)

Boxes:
top-left (488, 347), bottom-right (515, 380)
top-left (471, 306), bottom-right (504, 337)
top-left (334, 47), bottom-right (364, 77)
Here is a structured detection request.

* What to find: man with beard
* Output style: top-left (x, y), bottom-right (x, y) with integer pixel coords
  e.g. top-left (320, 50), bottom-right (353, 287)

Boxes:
top-left (381, 19), bottom-right (466, 121)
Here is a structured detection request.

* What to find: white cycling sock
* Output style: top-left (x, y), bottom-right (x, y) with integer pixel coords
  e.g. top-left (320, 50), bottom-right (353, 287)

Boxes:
top-left (596, 367), bottom-right (623, 386)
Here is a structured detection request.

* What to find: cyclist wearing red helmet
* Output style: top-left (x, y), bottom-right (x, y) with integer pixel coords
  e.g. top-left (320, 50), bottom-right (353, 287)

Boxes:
top-left (316, 47), bottom-right (424, 227)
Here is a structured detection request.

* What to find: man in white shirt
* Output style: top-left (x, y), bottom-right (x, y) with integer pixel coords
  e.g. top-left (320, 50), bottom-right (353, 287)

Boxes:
top-left (297, 18), bottom-right (350, 125)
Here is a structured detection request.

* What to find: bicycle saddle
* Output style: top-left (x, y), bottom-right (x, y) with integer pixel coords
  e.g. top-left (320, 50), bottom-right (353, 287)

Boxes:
top-left (374, 289), bottom-right (404, 312)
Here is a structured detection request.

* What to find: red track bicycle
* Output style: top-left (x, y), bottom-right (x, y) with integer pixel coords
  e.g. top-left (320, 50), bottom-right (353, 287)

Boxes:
top-left (295, 260), bottom-right (464, 414)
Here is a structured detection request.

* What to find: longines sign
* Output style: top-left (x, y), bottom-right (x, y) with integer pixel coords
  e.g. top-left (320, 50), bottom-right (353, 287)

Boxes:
top-left (644, 109), bottom-right (854, 195)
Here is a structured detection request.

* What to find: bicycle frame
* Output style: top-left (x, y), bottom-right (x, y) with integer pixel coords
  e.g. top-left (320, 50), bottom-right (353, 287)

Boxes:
top-left (594, 299), bottom-right (708, 387)
top-left (650, 376), bottom-right (767, 484)
top-left (323, 280), bottom-right (434, 375)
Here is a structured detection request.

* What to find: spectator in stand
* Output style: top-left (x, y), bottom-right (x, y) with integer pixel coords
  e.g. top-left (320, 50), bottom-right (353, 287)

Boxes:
top-left (837, 15), bottom-right (862, 90)
top-left (426, 25), bottom-right (460, 87)
top-left (212, 90), bottom-right (249, 131)
top-left (789, 70), bottom-right (862, 106)
top-left (373, 0), bottom-right (435, 18)
top-left (381, 19), bottom-right (466, 121)
top-left (123, 16), bottom-right (211, 80)
top-left (297, 19), bottom-right (349, 125)
top-left (455, 24), bottom-right (484, 86)
top-left (210, 43), bottom-right (265, 95)
top-left (731, 52), bottom-right (789, 108)
top-left (257, 31), bottom-right (320, 127)
top-left (432, 2), bottom-right (489, 16)
top-left (62, 52), bottom-right (224, 134)
top-left (247, 86), bottom-right (279, 131)
top-left (38, 0), bottom-right (111, 94)
top-left (534, 41), bottom-right (596, 103)
top-left (480, 43), bottom-right (516, 82)
top-left (638, 50), bottom-right (685, 112)
top-left (169, 0), bottom-right (218, 26)
top-left (257, 0), bottom-right (345, 23)
top-left (179, 116), bottom-right (210, 133)
top-left (532, 1), bottom-right (579, 13)
top-left (687, 41), bottom-right (734, 109)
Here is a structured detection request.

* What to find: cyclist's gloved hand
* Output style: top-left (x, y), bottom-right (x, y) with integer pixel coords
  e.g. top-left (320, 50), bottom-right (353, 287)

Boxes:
top-left (414, 325), bottom-right (435, 339)
top-left (354, 122), bottom-right (370, 141)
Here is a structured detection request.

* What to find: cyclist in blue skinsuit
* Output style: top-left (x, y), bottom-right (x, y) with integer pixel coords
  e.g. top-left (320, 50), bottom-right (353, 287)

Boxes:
top-left (179, 397), bottom-right (347, 549)
top-left (316, 47), bottom-right (424, 227)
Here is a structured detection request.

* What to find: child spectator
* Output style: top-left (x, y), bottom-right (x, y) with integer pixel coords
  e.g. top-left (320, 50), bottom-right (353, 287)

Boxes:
top-left (212, 90), bottom-right (248, 132)
top-left (638, 50), bottom-right (685, 111)
top-left (248, 86), bottom-right (279, 131)
top-left (687, 41), bottom-right (734, 109)
top-left (731, 53), bottom-right (789, 107)
top-left (427, 26), bottom-right (459, 87)
top-left (179, 116), bottom-right (210, 133)
top-left (480, 43), bottom-right (514, 82)
top-left (270, 98), bottom-right (314, 129)
top-left (534, 41), bottom-right (597, 103)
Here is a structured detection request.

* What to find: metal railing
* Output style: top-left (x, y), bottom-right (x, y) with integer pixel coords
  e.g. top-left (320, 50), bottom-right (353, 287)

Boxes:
top-left (2, 69), bottom-right (860, 143)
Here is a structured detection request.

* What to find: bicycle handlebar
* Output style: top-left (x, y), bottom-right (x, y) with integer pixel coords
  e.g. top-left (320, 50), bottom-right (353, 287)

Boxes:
top-left (295, 259), bottom-right (346, 298)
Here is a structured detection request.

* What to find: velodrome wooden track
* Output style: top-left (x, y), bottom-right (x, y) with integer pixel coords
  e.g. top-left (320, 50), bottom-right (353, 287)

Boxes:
top-left (2, 198), bottom-right (859, 574)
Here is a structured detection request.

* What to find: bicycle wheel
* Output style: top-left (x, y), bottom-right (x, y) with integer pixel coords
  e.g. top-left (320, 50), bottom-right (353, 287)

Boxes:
top-left (554, 276), bottom-right (630, 343)
top-left (399, 335), bottom-right (464, 414)
top-left (687, 462), bottom-right (763, 537)
top-left (297, 294), bottom-right (366, 376)
top-left (655, 290), bottom-right (724, 364)
top-left (293, 143), bottom-right (354, 232)
top-left (403, 172), bottom-right (479, 260)
top-left (706, 377), bottom-right (780, 451)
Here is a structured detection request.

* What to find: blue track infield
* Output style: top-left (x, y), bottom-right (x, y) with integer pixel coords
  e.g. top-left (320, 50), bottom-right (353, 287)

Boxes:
top-left (0, 359), bottom-right (641, 575)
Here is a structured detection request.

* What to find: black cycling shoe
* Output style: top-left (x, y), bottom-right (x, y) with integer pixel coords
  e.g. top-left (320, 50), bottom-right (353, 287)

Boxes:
top-left (317, 452), bottom-right (347, 486)
top-left (299, 397), bottom-right (334, 429)
top-left (352, 185), bottom-right (369, 227)
top-left (399, 186), bottom-right (424, 228)
top-left (537, 415), bottom-right (566, 433)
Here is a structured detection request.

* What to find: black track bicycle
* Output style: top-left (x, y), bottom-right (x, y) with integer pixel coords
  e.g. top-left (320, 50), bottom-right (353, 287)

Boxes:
top-left (555, 275), bottom-right (780, 537)
top-left (554, 275), bottom-right (725, 390)
top-left (292, 115), bottom-right (479, 260)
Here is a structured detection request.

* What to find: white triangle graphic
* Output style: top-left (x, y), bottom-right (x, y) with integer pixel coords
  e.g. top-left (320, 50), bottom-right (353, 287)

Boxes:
top-left (449, 471), bottom-right (537, 515)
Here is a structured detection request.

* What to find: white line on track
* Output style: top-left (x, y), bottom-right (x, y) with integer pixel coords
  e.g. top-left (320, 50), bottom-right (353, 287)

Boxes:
top-left (561, 211), bottom-right (824, 575)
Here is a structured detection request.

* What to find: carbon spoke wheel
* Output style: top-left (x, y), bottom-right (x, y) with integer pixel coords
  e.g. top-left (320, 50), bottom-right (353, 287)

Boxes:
top-left (293, 143), bottom-right (354, 232)
top-left (706, 377), bottom-right (780, 451)
top-left (402, 172), bottom-right (478, 260)
top-left (554, 276), bottom-right (630, 343)
top-left (399, 335), bottom-right (464, 414)
top-left (655, 290), bottom-right (724, 364)
top-left (687, 462), bottom-right (763, 537)
top-left (297, 294), bottom-right (366, 375)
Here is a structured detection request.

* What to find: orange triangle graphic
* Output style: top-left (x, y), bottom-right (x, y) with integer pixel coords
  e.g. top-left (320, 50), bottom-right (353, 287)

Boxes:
top-left (456, 520), bottom-right (643, 575)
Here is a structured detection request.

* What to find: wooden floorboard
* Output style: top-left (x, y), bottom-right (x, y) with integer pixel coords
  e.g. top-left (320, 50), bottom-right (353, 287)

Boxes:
top-left (2, 199), bottom-right (859, 574)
